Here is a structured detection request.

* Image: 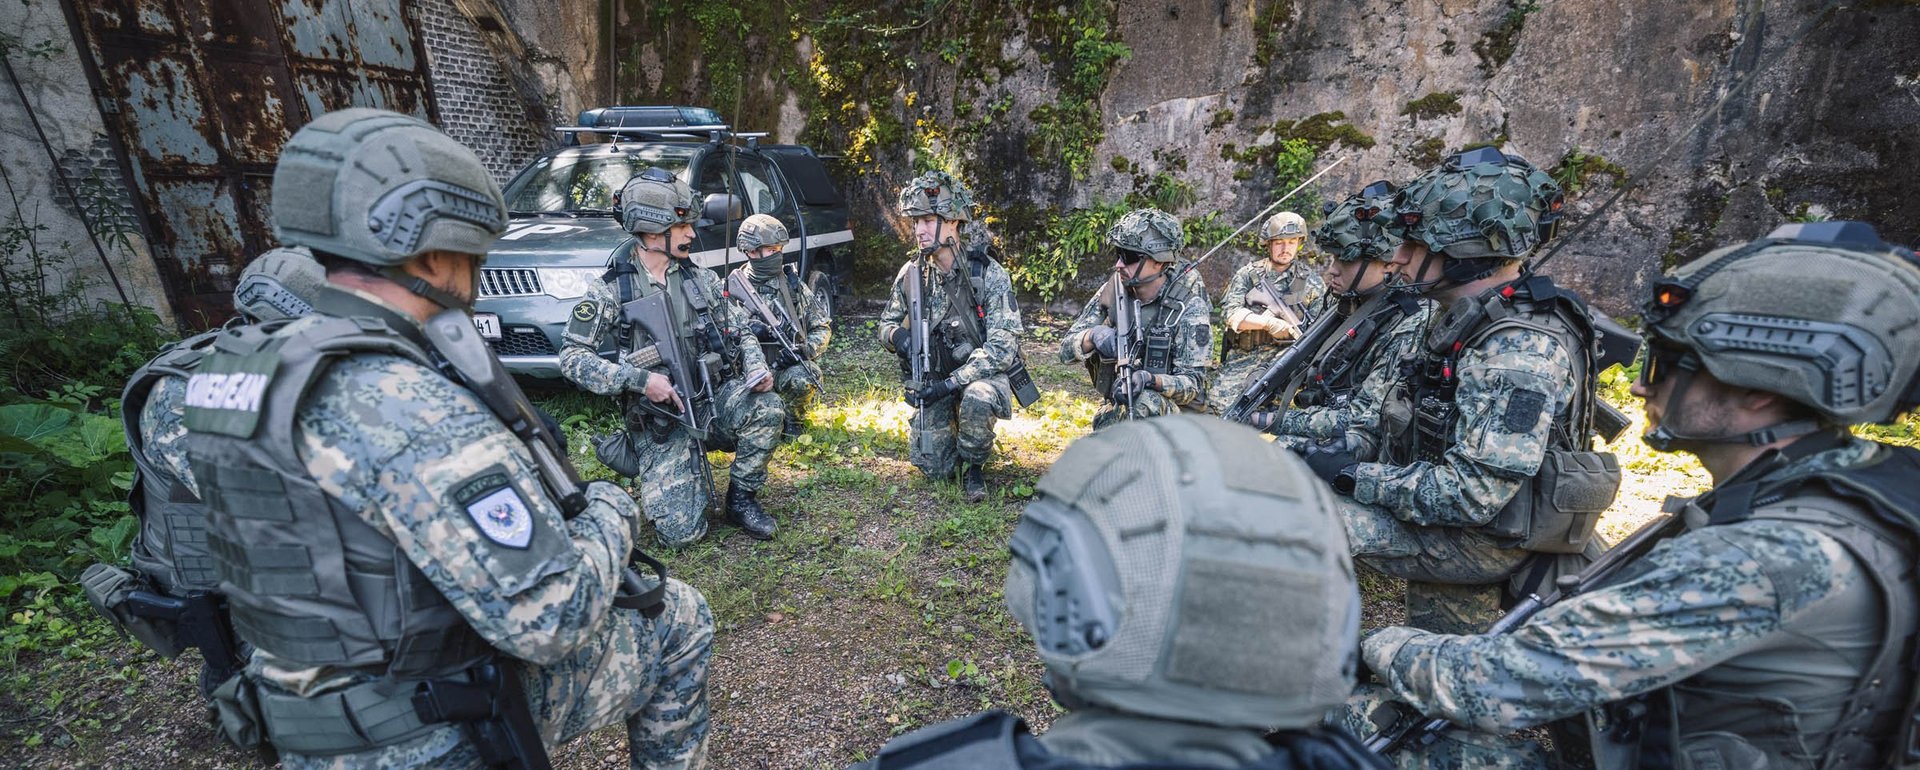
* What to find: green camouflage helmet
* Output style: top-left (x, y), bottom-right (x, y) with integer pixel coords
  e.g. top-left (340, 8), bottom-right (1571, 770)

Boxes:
top-left (1259, 211), bottom-right (1307, 242)
top-left (1387, 147), bottom-right (1563, 259)
top-left (271, 108), bottom-right (506, 266)
top-left (1314, 181), bottom-right (1401, 262)
top-left (1644, 221), bottom-right (1920, 426)
top-left (736, 213), bottom-right (789, 252)
top-left (233, 246), bottom-right (324, 322)
top-left (619, 167), bottom-right (699, 235)
top-left (1108, 208), bottom-right (1185, 262)
top-left (1003, 414), bottom-right (1360, 730)
top-left (896, 170), bottom-right (974, 222)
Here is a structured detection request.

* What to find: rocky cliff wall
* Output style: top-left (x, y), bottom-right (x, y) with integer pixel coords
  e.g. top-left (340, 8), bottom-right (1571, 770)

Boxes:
top-left (518, 0), bottom-right (1919, 315)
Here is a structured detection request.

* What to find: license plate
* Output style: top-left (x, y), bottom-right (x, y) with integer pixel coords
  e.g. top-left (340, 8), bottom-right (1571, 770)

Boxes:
top-left (472, 313), bottom-right (501, 340)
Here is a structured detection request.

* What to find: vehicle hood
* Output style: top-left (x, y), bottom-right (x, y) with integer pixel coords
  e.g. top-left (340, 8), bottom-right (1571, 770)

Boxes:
top-left (487, 216), bottom-right (632, 269)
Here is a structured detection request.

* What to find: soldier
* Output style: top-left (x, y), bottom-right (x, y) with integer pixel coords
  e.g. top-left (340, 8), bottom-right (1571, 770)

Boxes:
top-left (877, 171), bottom-right (1026, 503)
top-left (850, 414), bottom-right (1387, 770)
top-left (1060, 209), bottom-right (1212, 429)
top-left (1345, 221), bottom-right (1920, 770)
top-left (726, 213), bottom-right (830, 439)
top-left (182, 108), bottom-right (711, 768)
top-left (561, 168), bottom-right (784, 542)
top-left (81, 247), bottom-right (324, 697)
top-left (1247, 184), bottom-right (1436, 452)
top-left (1301, 147), bottom-right (1611, 635)
top-left (1208, 210), bottom-right (1325, 414)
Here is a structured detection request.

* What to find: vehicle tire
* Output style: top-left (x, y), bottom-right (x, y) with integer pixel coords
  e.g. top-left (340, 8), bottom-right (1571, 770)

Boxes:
top-left (808, 266), bottom-right (837, 323)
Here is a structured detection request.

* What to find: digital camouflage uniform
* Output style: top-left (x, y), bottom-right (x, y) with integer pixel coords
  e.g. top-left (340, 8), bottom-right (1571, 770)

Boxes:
top-left (1062, 210), bottom-right (1212, 429)
top-left (728, 262), bottom-right (830, 424)
top-left (263, 309), bottom-right (712, 770)
top-left (182, 109), bottom-right (712, 770)
top-left (560, 251), bottom-right (782, 546)
top-left (1269, 296), bottom-right (1433, 453)
top-left (1063, 268), bottom-right (1212, 429)
top-left (1337, 149), bottom-right (1588, 635)
top-left (877, 252), bottom-right (1023, 478)
top-left (1209, 258), bottom-right (1326, 414)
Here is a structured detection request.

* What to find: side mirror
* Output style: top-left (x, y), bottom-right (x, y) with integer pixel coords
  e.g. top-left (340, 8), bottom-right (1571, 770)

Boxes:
top-left (701, 193), bottom-right (743, 226)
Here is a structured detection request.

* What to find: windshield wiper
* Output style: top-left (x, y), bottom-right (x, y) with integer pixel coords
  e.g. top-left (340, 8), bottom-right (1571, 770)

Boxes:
top-left (508, 209), bottom-right (546, 217)
top-left (564, 208), bottom-right (617, 217)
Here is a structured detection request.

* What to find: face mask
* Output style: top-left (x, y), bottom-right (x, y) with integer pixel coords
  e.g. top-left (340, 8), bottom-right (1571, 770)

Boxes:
top-left (751, 252), bottom-right (784, 281)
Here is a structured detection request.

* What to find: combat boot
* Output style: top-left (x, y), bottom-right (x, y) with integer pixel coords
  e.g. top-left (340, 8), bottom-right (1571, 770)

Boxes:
top-left (725, 484), bottom-right (777, 540)
top-left (782, 414), bottom-right (804, 440)
top-left (961, 463), bottom-right (987, 503)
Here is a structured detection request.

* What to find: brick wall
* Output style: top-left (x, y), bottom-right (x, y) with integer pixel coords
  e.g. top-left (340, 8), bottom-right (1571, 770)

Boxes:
top-left (416, 0), bottom-right (547, 183)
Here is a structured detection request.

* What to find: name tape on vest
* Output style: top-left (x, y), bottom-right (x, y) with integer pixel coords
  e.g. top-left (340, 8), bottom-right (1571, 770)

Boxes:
top-left (182, 351), bottom-right (281, 438)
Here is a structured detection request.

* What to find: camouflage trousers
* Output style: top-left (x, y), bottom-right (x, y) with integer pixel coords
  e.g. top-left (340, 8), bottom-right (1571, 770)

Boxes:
top-left (1091, 388), bottom-right (1181, 431)
top-left (1206, 343), bottom-right (1290, 414)
top-left (773, 360), bottom-right (822, 424)
top-left (630, 379), bottom-right (784, 546)
top-left (280, 579), bottom-right (714, 770)
top-left (1336, 683), bottom-right (1548, 770)
top-left (1339, 498), bottom-right (1527, 635)
top-left (909, 374), bottom-right (1011, 479)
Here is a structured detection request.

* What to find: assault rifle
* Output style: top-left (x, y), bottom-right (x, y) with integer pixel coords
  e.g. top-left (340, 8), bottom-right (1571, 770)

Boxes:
top-left (621, 290), bottom-right (719, 510)
top-left (1247, 274), bottom-right (1313, 337)
top-left (426, 309), bottom-right (584, 514)
top-left (1221, 304), bottom-right (1350, 425)
top-left (1363, 510), bottom-right (1685, 754)
top-left (413, 659), bottom-right (550, 770)
top-left (726, 271), bottom-right (823, 392)
top-left (123, 589), bottom-right (242, 689)
top-left (1107, 273), bottom-right (1144, 418)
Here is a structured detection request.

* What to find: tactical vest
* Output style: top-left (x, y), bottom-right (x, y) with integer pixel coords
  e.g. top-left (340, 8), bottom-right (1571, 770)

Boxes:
top-left (185, 309), bottom-right (491, 679)
top-left (746, 267), bottom-right (808, 365)
top-left (122, 328), bottom-right (222, 594)
top-left (1233, 263), bottom-right (1315, 351)
top-left (1294, 290), bottom-right (1421, 409)
top-left (915, 251), bottom-right (995, 377)
top-left (865, 710), bottom-right (1388, 770)
top-left (1379, 276), bottom-right (1617, 556)
top-left (1138, 271), bottom-right (1200, 375)
top-left (609, 251), bottom-right (736, 376)
top-left (1577, 443), bottom-right (1920, 770)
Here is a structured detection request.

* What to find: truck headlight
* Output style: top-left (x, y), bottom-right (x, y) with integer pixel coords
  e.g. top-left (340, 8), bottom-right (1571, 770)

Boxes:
top-left (539, 268), bottom-right (603, 300)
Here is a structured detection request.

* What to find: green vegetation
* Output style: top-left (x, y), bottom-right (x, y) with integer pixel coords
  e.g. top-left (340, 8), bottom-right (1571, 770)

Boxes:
top-left (1026, 0), bottom-right (1131, 179)
top-left (1402, 92), bottom-right (1462, 121)
top-left (1474, 0), bottom-right (1541, 71)
top-left (1408, 136), bottom-right (1447, 167)
top-left (1550, 148), bottom-right (1628, 195)
top-left (1207, 109), bottom-right (1236, 130)
top-left (1251, 0), bottom-right (1296, 68)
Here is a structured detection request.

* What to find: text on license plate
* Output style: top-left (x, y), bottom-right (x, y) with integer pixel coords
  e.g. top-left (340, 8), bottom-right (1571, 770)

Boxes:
top-left (472, 313), bottom-right (502, 340)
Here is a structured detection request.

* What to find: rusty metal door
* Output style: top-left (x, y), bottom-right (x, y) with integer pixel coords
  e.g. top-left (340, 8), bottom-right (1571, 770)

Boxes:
top-left (63, 0), bottom-right (438, 326)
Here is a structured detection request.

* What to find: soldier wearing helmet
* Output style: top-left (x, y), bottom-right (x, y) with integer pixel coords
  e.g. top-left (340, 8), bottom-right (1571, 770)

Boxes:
top-left (82, 246), bottom-right (325, 701)
top-left (1244, 184), bottom-right (1437, 456)
top-left (1209, 210), bottom-right (1326, 414)
top-left (850, 415), bottom-right (1389, 770)
top-left (1346, 222), bottom-right (1920, 770)
top-left (560, 167), bottom-right (786, 541)
top-left (877, 171), bottom-right (1029, 502)
top-left (1296, 148), bottom-right (1613, 636)
top-left (727, 213), bottom-right (831, 439)
top-left (1061, 208), bottom-right (1214, 429)
top-left (177, 109), bottom-right (712, 768)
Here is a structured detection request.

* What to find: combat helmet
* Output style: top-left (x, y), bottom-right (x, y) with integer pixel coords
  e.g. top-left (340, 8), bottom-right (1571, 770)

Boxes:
top-left (1640, 221), bottom-right (1920, 448)
top-left (1315, 181), bottom-right (1400, 263)
top-left (1108, 208), bottom-right (1185, 263)
top-left (1387, 147), bottom-right (1562, 269)
top-left (271, 108), bottom-right (506, 267)
top-left (618, 167), bottom-right (699, 236)
top-left (896, 171), bottom-right (974, 222)
top-left (735, 213), bottom-right (789, 252)
top-left (1003, 414), bottom-right (1360, 730)
top-left (232, 246), bottom-right (324, 322)
top-left (1259, 211), bottom-right (1307, 242)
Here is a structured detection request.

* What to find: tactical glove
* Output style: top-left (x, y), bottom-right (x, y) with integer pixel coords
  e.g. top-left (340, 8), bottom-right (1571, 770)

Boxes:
top-left (917, 377), bottom-right (962, 405)
top-left (1300, 439), bottom-right (1357, 487)
top-left (1111, 370), bottom-right (1158, 401)
top-left (1262, 315), bottom-right (1299, 338)
top-left (1084, 325), bottom-right (1118, 359)
top-left (888, 326), bottom-right (911, 355)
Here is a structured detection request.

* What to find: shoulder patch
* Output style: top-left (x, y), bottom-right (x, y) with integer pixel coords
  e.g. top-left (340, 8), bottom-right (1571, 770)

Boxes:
top-left (181, 351), bottom-right (280, 437)
top-left (1505, 388), bottom-right (1548, 432)
top-left (566, 299), bottom-right (600, 339)
top-left (457, 470), bottom-right (535, 549)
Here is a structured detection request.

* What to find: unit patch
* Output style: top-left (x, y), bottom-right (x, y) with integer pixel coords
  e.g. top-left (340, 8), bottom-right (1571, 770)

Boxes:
top-left (464, 483), bottom-right (534, 549)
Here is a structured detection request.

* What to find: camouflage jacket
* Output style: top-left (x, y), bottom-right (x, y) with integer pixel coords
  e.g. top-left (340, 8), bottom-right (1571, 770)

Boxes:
top-left (1347, 315), bottom-right (1580, 528)
top-left (558, 248), bottom-right (768, 397)
top-left (1361, 437), bottom-right (1899, 761)
top-left (1220, 259), bottom-right (1325, 331)
top-left (140, 372), bottom-right (198, 499)
top-left (877, 251), bottom-right (1024, 385)
top-left (1061, 269), bottom-right (1213, 407)
top-left (1274, 294), bottom-right (1436, 443)
top-left (727, 264), bottom-right (831, 360)
top-left (249, 301), bottom-right (643, 702)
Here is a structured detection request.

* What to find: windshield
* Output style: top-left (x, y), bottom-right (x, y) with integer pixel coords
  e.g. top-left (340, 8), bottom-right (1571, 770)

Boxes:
top-left (503, 148), bottom-right (693, 213)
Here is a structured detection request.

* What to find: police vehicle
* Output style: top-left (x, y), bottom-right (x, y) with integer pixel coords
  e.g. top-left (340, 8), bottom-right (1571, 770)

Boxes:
top-left (475, 106), bottom-right (852, 378)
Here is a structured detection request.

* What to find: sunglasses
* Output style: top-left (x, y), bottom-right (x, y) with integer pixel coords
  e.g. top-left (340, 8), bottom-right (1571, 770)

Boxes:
top-left (1113, 248), bottom-right (1151, 266)
top-left (1638, 342), bottom-right (1694, 388)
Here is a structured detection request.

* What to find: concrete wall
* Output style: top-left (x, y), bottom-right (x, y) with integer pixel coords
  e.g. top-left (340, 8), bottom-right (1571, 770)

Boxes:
top-left (0, 0), bottom-right (171, 325)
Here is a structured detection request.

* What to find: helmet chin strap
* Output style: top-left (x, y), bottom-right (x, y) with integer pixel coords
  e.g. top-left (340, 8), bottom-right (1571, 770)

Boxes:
top-left (1641, 361), bottom-right (1825, 452)
top-left (1120, 262), bottom-right (1167, 289)
top-left (380, 265), bottom-right (475, 314)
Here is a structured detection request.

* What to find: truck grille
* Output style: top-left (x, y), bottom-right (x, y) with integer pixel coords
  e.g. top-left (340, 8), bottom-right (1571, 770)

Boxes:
top-left (489, 327), bottom-right (556, 357)
top-left (480, 268), bottom-right (542, 297)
